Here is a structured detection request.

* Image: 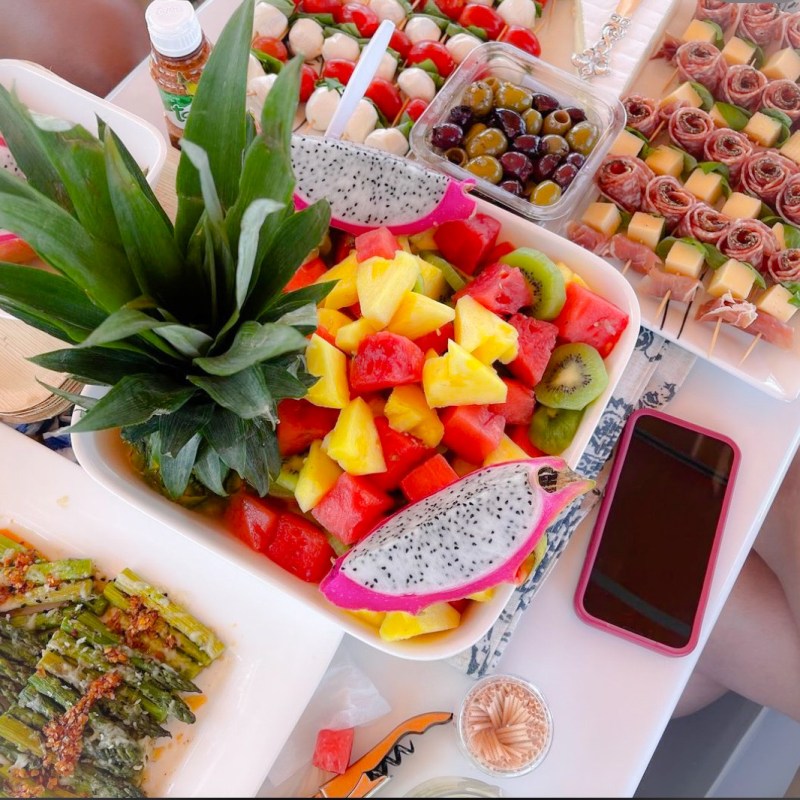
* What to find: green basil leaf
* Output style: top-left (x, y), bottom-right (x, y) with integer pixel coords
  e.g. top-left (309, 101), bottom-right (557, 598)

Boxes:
top-left (655, 236), bottom-right (706, 262)
top-left (303, 12), bottom-right (335, 25)
top-left (760, 107), bottom-right (792, 145)
top-left (707, 20), bottom-right (725, 50)
top-left (250, 49), bottom-right (284, 74)
top-left (701, 243), bottom-right (728, 270)
top-left (423, 0), bottom-right (449, 19)
top-left (261, 0), bottom-right (295, 15)
top-left (713, 102), bottom-right (751, 131)
top-left (690, 81), bottom-right (714, 111)
top-left (696, 160), bottom-right (730, 180)
top-left (783, 224), bottom-right (800, 249)
top-left (682, 150), bottom-right (698, 177)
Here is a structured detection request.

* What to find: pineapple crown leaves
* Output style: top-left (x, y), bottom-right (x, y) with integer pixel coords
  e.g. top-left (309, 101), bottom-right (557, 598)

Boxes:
top-left (0, 0), bottom-right (333, 500)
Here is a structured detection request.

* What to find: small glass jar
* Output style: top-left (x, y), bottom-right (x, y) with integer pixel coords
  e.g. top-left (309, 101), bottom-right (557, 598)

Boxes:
top-left (404, 776), bottom-right (503, 797)
top-left (456, 674), bottom-right (553, 778)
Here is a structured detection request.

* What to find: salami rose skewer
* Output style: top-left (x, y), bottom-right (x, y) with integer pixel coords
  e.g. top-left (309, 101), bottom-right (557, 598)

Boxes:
top-left (675, 203), bottom-right (730, 245)
top-left (761, 80), bottom-right (800, 124)
top-left (595, 155), bottom-right (655, 214)
top-left (675, 42), bottom-right (727, 96)
top-left (703, 128), bottom-right (753, 186)
top-left (719, 218), bottom-right (778, 272)
top-left (740, 152), bottom-right (798, 208)
top-left (737, 3), bottom-right (786, 47)
top-left (668, 107), bottom-right (715, 159)
top-left (766, 249), bottom-right (800, 284)
top-left (695, 0), bottom-right (741, 31)
top-left (722, 65), bottom-right (768, 113)
top-left (777, 174), bottom-right (800, 226)
top-left (644, 176), bottom-right (697, 230)
top-left (623, 96), bottom-right (660, 139)
top-left (785, 12), bottom-right (800, 48)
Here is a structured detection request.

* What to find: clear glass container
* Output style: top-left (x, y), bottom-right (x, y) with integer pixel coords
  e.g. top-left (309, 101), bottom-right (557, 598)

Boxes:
top-left (404, 776), bottom-right (504, 797)
top-left (409, 42), bottom-right (625, 226)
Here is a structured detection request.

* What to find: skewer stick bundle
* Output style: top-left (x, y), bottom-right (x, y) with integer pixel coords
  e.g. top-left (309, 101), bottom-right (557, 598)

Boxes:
top-left (708, 317), bottom-right (722, 358)
top-left (739, 332), bottom-right (762, 365)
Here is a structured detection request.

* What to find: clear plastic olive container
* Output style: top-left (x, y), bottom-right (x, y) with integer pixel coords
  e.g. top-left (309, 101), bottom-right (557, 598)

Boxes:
top-left (409, 42), bottom-right (625, 226)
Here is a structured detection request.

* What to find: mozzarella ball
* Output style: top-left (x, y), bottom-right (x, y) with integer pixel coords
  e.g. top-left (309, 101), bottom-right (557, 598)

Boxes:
top-left (246, 73), bottom-right (277, 119)
top-left (497, 0), bottom-right (538, 29)
top-left (404, 16), bottom-right (442, 44)
top-left (368, 0), bottom-right (407, 25)
top-left (322, 31), bottom-right (361, 62)
top-left (397, 67), bottom-right (437, 102)
top-left (306, 86), bottom-right (341, 131)
top-left (343, 99), bottom-right (379, 143)
top-left (364, 127), bottom-right (410, 155)
top-left (445, 32), bottom-right (482, 64)
top-left (288, 18), bottom-right (325, 61)
top-left (247, 53), bottom-right (265, 82)
top-left (253, 2), bottom-right (289, 39)
top-left (468, 0), bottom-right (494, 6)
top-left (375, 51), bottom-right (399, 81)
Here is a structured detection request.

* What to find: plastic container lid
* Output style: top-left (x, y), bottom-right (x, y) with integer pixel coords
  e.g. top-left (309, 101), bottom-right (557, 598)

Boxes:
top-left (145, 0), bottom-right (203, 58)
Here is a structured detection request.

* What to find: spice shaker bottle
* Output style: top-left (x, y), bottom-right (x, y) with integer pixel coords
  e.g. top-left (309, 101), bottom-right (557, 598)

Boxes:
top-left (145, 0), bottom-right (212, 148)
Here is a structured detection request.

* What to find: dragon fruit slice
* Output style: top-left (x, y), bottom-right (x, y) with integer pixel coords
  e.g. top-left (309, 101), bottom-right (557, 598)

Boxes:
top-left (291, 134), bottom-right (476, 235)
top-left (320, 458), bottom-right (593, 614)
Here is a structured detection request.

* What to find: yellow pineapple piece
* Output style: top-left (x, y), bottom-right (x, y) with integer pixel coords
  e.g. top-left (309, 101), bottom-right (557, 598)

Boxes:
top-left (482, 434), bottom-right (529, 467)
top-left (294, 440), bottom-right (342, 512)
top-left (385, 385), bottom-right (444, 447)
top-left (454, 296), bottom-right (518, 365)
top-left (451, 457), bottom-right (478, 477)
top-left (348, 609), bottom-right (386, 628)
top-left (319, 253), bottom-right (359, 310)
top-left (555, 261), bottom-right (589, 289)
top-left (357, 251), bottom-right (419, 326)
top-left (424, 348), bottom-right (438, 362)
top-left (326, 397), bottom-right (386, 475)
top-left (387, 292), bottom-right (455, 340)
top-left (305, 334), bottom-right (349, 409)
top-left (423, 341), bottom-right (507, 408)
top-left (408, 228), bottom-right (438, 251)
top-left (515, 535), bottom-right (549, 585)
top-left (396, 235), bottom-right (413, 252)
top-left (335, 317), bottom-right (379, 354)
top-left (409, 414), bottom-right (444, 448)
top-left (416, 257), bottom-right (447, 299)
top-left (466, 588), bottom-right (496, 602)
top-left (317, 308), bottom-right (352, 337)
top-left (378, 603), bottom-right (461, 641)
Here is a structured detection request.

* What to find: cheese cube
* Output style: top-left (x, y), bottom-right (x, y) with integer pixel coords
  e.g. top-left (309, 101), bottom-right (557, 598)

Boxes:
top-left (773, 222), bottom-right (786, 250)
top-left (762, 47), bottom-right (800, 82)
top-left (709, 104), bottom-right (729, 128)
top-left (720, 191), bottom-right (762, 220)
top-left (609, 129), bottom-right (645, 158)
top-left (659, 82), bottom-right (702, 110)
top-left (645, 145), bottom-right (684, 178)
top-left (681, 19), bottom-right (717, 44)
top-left (684, 168), bottom-right (724, 204)
top-left (581, 202), bottom-right (622, 237)
top-left (755, 284), bottom-right (798, 323)
top-left (627, 212), bottom-right (665, 251)
top-left (780, 130), bottom-right (800, 165)
top-left (707, 258), bottom-right (756, 300)
top-left (720, 36), bottom-right (756, 67)
top-left (743, 111), bottom-right (783, 147)
top-left (665, 241), bottom-right (705, 279)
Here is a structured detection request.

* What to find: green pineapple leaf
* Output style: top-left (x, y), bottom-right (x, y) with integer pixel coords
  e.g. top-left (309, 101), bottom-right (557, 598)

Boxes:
top-left (159, 404), bottom-right (215, 459)
top-left (29, 347), bottom-right (162, 386)
top-left (189, 367), bottom-right (275, 421)
top-left (159, 434), bottom-right (202, 500)
top-left (193, 443), bottom-right (230, 496)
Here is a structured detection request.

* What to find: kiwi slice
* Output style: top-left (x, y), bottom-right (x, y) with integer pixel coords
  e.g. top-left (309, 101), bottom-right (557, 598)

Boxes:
top-left (420, 251), bottom-right (467, 291)
top-left (534, 343), bottom-right (609, 410)
top-left (500, 247), bottom-right (566, 320)
top-left (269, 455), bottom-right (304, 498)
top-left (529, 406), bottom-right (585, 455)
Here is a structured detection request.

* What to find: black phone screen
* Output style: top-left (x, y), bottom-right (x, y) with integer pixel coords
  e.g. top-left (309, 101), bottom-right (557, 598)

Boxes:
top-left (581, 413), bottom-right (736, 650)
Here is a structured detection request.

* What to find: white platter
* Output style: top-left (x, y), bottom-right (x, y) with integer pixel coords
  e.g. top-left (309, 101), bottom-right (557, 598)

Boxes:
top-left (0, 424), bottom-right (343, 797)
top-left (70, 197), bottom-right (640, 662)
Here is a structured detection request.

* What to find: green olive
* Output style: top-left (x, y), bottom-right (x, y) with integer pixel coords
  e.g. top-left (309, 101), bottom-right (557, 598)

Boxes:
top-left (445, 147), bottom-right (468, 166)
top-left (530, 180), bottom-right (562, 206)
top-left (465, 155), bottom-right (503, 184)
top-left (462, 81), bottom-right (494, 116)
top-left (465, 127), bottom-right (508, 158)
top-left (522, 108), bottom-right (543, 135)
top-left (493, 82), bottom-right (533, 113)
top-left (540, 134), bottom-right (569, 158)
top-left (541, 109), bottom-right (572, 136)
top-left (464, 122), bottom-right (487, 147)
top-left (566, 121), bottom-right (600, 155)
top-left (483, 76), bottom-right (503, 93)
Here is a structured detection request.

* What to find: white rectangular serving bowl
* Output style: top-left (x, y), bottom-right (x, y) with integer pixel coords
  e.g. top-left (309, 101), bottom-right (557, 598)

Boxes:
top-left (71, 198), bottom-right (640, 661)
top-left (0, 59), bottom-right (167, 188)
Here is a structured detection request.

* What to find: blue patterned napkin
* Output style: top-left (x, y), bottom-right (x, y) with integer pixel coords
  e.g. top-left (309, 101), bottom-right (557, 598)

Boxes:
top-left (448, 328), bottom-right (697, 678)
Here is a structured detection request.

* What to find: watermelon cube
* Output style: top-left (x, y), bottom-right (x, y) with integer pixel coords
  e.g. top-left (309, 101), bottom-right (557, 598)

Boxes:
top-left (283, 256), bottom-right (328, 293)
top-left (312, 473), bottom-right (394, 545)
top-left (454, 263), bottom-right (532, 316)
top-left (370, 418), bottom-right (433, 491)
top-left (482, 241), bottom-right (515, 266)
top-left (400, 453), bottom-right (459, 503)
top-left (432, 214), bottom-right (502, 275)
top-left (441, 405), bottom-right (505, 465)
top-left (313, 728), bottom-right (355, 774)
top-left (277, 399), bottom-right (340, 457)
top-left (507, 425), bottom-right (546, 457)
top-left (506, 314), bottom-right (558, 388)
top-left (355, 227), bottom-right (401, 261)
top-left (554, 282), bottom-right (629, 358)
top-left (350, 332), bottom-right (425, 394)
top-left (412, 321), bottom-right (454, 355)
top-left (224, 493), bottom-right (281, 555)
top-left (265, 512), bottom-right (335, 583)
top-left (490, 378), bottom-right (535, 426)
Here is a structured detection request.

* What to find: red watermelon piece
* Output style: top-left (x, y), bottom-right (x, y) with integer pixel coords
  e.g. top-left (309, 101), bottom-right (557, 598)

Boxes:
top-left (225, 493), bottom-right (281, 555)
top-left (265, 512), bottom-right (335, 583)
top-left (355, 227), bottom-right (401, 261)
top-left (454, 262), bottom-right (532, 316)
top-left (432, 214), bottom-right (501, 275)
top-left (506, 314), bottom-right (558, 388)
top-left (554, 282), bottom-right (629, 358)
top-left (370, 418), bottom-right (433, 491)
top-left (277, 399), bottom-right (339, 456)
top-left (313, 728), bottom-right (355, 774)
top-left (283, 257), bottom-right (328, 293)
top-left (400, 453), bottom-right (459, 503)
top-left (441, 405), bottom-right (505, 465)
top-left (350, 332), bottom-right (425, 393)
top-left (413, 321), bottom-right (454, 355)
top-left (489, 378), bottom-right (535, 426)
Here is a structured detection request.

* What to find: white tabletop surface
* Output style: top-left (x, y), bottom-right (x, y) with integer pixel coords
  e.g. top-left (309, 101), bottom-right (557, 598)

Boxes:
top-left (106, 0), bottom-right (800, 795)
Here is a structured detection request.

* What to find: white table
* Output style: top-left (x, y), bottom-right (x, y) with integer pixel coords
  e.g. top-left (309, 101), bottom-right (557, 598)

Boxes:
top-left (107, 1), bottom-right (800, 795)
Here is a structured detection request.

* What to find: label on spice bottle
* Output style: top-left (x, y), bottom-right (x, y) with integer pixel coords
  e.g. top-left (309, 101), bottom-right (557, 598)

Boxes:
top-left (158, 88), bottom-right (193, 129)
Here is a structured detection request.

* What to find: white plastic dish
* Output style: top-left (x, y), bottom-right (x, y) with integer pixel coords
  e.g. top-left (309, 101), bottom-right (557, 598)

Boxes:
top-left (0, 59), bottom-right (167, 188)
top-left (70, 198), bottom-right (640, 661)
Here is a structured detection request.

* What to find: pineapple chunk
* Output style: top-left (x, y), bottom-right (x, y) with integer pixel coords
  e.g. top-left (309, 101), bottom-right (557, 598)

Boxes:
top-left (335, 317), bottom-right (379, 354)
top-left (379, 603), bottom-right (461, 641)
top-left (683, 169), bottom-right (723, 204)
top-left (454, 295), bottom-right (518, 365)
top-left (416, 257), bottom-right (447, 299)
top-left (482, 434), bottom-right (529, 467)
top-left (408, 228), bottom-right (438, 251)
top-left (720, 36), bottom-right (756, 66)
top-left (581, 201), bottom-right (622, 236)
top-left (664, 241), bottom-right (704, 279)
top-left (707, 258), bottom-right (755, 300)
top-left (325, 397), bottom-right (386, 475)
top-left (319, 253), bottom-right (359, 310)
top-left (348, 609), bottom-right (386, 628)
top-left (627, 212), bottom-right (664, 251)
top-left (555, 261), bottom-right (589, 288)
top-left (451, 457), bottom-right (478, 477)
top-left (317, 308), bottom-right (352, 337)
top-left (466, 588), bottom-right (495, 602)
top-left (305, 334), bottom-right (349, 409)
top-left (720, 191), bottom-right (761, 220)
top-left (743, 111), bottom-right (783, 148)
top-left (773, 222), bottom-right (786, 250)
top-left (387, 292), bottom-right (455, 340)
top-left (780, 131), bottom-right (800, 166)
top-left (659, 82), bottom-right (702, 111)
top-left (356, 250), bottom-right (419, 327)
top-left (608, 129), bottom-right (644, 158)
top-left (755, 284), bottom-right (798, 323)
top-left (294, 440), bottom-right (343, 512)
top-left (410, 414), bottom-right (445, 448)
top-left (645, 145), bottom-right (684, 178)
top-left (396, 235), bottom-right (413, 252)
top-left (681, 19), bottom-right (717, 44)
top-left (384, 384), bottom-right (444, 446)
top-left (762, 47), bottom-right (800, 82)
top-left (423, 340), bottom-right (507, 408)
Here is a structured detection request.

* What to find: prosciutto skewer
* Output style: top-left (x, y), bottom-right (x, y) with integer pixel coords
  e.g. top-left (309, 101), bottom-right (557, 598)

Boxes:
top-left (744, 312), bottom-right (795, 350)
top-left (639, 266), bottom-right (703, 304)
top-left (565, 221), bottom-right (609, 256)
top-left (607, 234), bottom-right (663, 274)
top-left (696, 292), bottom-right (758, 328)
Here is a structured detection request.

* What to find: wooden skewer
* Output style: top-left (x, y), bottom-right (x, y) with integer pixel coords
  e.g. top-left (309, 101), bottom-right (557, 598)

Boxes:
top-left (621, 259), bottom-right (632, 275)
top-left (739, 332), bottom-right (762, 365)
top-left (648, 119), bottom-right (666, 142)
top-left (655, 290), bottom-right (672, 327)
top-left (708, 317), bottom-right (723, 358)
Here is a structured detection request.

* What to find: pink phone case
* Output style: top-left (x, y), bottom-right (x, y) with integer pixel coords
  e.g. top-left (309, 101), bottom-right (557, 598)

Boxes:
top-left (573, 408), bottom-right (741, 657)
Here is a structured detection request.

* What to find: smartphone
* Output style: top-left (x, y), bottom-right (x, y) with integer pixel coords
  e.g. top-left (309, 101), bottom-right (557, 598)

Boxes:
top-left (574, 408), bottom-right (741, 656)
